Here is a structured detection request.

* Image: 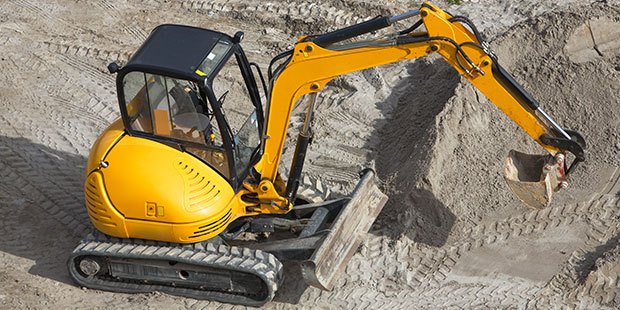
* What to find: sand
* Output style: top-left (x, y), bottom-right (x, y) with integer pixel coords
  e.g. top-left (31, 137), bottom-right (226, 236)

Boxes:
top-left (0, 0), bottom-right (619, 308)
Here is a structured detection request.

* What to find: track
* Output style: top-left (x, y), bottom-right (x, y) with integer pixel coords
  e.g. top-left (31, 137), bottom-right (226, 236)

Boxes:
top-left (68, 232), bottom-right (282, 307)
top-left (0, 0), bottom-right (619, 308)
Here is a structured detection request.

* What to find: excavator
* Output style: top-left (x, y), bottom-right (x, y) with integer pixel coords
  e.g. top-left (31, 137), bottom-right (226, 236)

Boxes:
top-left (68, 2), bottom-right (586, 306)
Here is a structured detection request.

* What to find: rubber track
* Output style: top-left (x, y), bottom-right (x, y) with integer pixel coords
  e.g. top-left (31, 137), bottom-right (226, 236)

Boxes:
top-left (68, 232), bottom-right (283, 307)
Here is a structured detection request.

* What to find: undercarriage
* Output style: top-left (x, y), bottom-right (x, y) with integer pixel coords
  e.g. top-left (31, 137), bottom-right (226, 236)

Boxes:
top-left (68, 170), bottom-right (387, 306)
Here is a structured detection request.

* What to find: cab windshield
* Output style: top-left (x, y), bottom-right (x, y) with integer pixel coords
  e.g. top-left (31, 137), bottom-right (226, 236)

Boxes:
top-left (121, 72), bottom-right (231, 179)
top-left (120, 40), bottom-right (262, 183)
top-left (209, 49), bottom-right (261, 181)
top-left (197, 40), bottom-right (232, 76)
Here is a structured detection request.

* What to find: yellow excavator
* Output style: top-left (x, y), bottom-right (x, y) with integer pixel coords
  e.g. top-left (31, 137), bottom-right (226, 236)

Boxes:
top-left (68, 2), bottom-right (586, 306)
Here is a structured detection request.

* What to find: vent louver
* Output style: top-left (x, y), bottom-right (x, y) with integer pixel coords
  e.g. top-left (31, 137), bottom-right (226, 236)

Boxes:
top-left (85, 173), bottom-right (116, 227)
top-left (177, 161), bottom-right (221, 212)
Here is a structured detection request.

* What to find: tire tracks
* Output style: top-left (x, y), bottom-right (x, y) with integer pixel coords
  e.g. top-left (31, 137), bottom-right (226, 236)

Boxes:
top-left (0, 159), bottom-right (90, 237)
top-left (10, 0), bottom-right (81, 32)
top-left (324, 194), bottom-right (619, 308)
top-left (179, 0), bottom-right (363, 33)
top-left (344, 190), bottom-right (620, 304)
top-left (37, 41), bottom-right (133, 63)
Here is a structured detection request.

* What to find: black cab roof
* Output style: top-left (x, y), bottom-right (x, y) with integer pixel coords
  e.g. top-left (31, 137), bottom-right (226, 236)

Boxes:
top-left (122, 24), bottom-right (233, 81)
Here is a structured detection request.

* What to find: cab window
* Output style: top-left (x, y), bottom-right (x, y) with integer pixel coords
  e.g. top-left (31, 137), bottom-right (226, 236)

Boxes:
top-left (121, 71), bottom-right (230, 178)
top-left (210, 52), bottom-right (261, 181)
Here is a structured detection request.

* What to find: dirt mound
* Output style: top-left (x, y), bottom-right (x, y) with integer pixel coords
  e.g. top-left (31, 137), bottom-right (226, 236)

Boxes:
top-left (374, 2), bottom-right (620, 246)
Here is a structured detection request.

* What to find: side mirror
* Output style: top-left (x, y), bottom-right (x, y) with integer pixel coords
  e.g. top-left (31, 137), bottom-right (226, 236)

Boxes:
top-left (233, 31), bottom-right (244, 44)
top-left (107, 62), bottom-right (120, 74)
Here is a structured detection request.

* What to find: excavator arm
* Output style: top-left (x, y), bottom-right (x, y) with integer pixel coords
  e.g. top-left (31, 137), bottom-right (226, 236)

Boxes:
top-left (255, 1), bottom-right (585, 210)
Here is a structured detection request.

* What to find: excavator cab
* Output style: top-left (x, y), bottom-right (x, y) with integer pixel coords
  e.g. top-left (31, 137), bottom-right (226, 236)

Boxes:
top-left (113, 24), bottom-right (264, 185)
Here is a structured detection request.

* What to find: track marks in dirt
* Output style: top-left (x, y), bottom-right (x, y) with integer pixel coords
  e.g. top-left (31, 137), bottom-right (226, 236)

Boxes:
top-left (534, 194), bottom-right (620, 307)
top-left (180, 0), bottom-right (363, 34)
top-left (10, 0), bottom-right (81, 34)
top-left (1, 0), bottom-right (619, 308)
top-left (598, 167), bottom-right (620, 197)
top-left (0, 157), bottom-right (89, 238)
top-left (93, 0), bottom-right (119, 11)
top-left (30, 42), bottom-right (122, 125)
top-left (0, 47), bottom-right (111, 238)
top-left (422, 195), bottom-right (618, 286)
top-left (38, 41), bottom-right (133, 64)
top-left (335, 191), bottom-right (620, 308)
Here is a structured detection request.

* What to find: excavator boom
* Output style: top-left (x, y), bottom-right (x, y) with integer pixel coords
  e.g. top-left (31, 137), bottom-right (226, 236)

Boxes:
top-left (259, 1), bottom-right (585, 209)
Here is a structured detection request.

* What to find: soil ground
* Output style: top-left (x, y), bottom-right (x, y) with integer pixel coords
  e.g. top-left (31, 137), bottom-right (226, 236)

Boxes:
top-left (0, 0), bottom-right (619, 309)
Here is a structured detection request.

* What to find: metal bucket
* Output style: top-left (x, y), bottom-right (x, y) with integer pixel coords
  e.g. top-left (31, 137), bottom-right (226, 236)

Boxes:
top-left (503, 150), bottom-right (567, 209)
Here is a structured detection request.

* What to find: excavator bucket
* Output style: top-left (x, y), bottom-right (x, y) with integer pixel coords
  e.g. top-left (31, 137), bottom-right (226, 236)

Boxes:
top-left (503, 150), bottom-right (567, 209)
top-left (299, 169), bottom-right (388, 290)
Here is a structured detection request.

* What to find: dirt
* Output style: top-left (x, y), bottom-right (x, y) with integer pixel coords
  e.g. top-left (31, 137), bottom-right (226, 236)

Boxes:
top-left (1, 0), bottom-right (620, 309)
top-left (374, 1), bottom-right (620, 246)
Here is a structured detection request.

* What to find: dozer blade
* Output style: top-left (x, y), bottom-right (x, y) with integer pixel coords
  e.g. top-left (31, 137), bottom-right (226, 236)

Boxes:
top-left (503, 150), bottom-right (567, 209)
top-left (300, 169), bottom-right (388, 290)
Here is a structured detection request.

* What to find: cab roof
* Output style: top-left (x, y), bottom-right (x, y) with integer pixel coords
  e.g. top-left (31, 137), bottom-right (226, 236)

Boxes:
top-left (123, 24), bottom-right (233, 81)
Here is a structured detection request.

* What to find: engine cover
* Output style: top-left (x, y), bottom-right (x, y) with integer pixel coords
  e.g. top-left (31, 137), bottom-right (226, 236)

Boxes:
top-left (84, 121), bottom-right (236, 243)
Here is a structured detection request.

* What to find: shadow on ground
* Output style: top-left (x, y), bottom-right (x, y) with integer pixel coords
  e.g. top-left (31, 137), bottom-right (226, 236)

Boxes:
top-left (272, 262), bottom-right (309, 304)
top-left (0, 136), bottom-right (89, 285)
top-left (367, 58), bottom-right (460, 247)
top-left (0, 135), bottom-right (311, 304)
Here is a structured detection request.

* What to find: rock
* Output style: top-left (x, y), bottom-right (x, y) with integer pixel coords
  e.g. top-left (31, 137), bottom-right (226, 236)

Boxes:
top-left (589, 17), bottom-right (620, 56)
top-left (564, 22), bottom-right (599, 63)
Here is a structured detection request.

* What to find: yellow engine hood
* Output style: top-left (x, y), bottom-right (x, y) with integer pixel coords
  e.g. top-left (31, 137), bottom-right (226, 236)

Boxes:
top-left (101, 134), bottom-right (234, 224)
